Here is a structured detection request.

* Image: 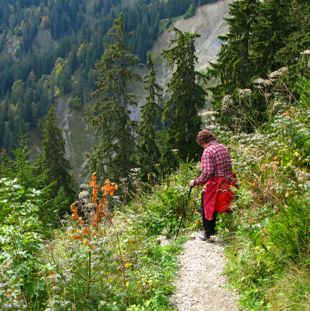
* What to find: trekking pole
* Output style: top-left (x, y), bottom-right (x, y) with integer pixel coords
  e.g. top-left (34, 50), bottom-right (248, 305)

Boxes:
top-left (175, 186), bottom-right (193, 240)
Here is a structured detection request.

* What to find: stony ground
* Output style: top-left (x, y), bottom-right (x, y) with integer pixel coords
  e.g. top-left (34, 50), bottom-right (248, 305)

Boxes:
top-left (170, 231), bottom-right (239, 311)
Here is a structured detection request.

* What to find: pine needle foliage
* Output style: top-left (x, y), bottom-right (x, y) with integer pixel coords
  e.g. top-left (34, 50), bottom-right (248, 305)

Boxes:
top-left (87, 14), bottom-right (141, 183)
top-left (161, 27), bottom-right (205, 163)
top-left (136, 54), bottom-right (162, 183)
top-left (210, 0), bottom-right (260, 92)
top-left (209, 0), bottom-right (310, 132)
top-left (251, 0), bottom-right (293, 73)
top-left (40, 105), bottom-right (76, 214)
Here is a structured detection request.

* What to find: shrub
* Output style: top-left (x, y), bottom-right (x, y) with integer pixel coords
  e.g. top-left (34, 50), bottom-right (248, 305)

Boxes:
top-left (0, 178), bottom-right (46, 310)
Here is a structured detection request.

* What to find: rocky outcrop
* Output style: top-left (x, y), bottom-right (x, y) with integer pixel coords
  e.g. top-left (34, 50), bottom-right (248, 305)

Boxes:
top-left (152, 0), bottom-right (232, 87)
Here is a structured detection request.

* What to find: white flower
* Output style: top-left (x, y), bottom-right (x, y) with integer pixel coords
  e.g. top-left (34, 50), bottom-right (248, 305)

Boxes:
top-left (300, 50), bottom-right (310, 55)
top-left (268, 67), bottom-right (288, 79)
top-left (253, 78), bottom-right (273, 87)
top-left (238, 88), bottom-right (252, 97)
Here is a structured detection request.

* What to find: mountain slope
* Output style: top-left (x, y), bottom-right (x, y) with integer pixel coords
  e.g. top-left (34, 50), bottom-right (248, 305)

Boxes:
top-left (152, 0), bottom-right (232, 86)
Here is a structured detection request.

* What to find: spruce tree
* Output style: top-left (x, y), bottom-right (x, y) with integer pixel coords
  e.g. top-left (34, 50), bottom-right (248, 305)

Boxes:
top-left (253, 0), bottom-right (310, 70)
top-left (87, 14), bottom-right (140, 182)
top-left (136, 54), bottom-right (162, 183)
top-left (40, 105), bottom-right (75, 212)
top-left (161, 27), bottom-right (205, 163)
top-left (210, 0), bottom-right (260, 93)
top-left (208, 0), bottom-right (265, 131)
top-left (252, 0), bottom-right (292, 73)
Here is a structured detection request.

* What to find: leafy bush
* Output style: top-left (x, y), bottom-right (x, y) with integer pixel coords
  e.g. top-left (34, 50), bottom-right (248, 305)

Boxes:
top-left (0, 178), bottom-right (46, 310)
top-left (42, 216), bottom-right (184, 310)
top-left (136, 163), bottom-right (201, 237)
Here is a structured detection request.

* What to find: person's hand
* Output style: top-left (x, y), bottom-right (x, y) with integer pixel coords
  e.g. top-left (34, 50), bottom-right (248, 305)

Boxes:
top-left (189, 180), bottom-right (195, 187)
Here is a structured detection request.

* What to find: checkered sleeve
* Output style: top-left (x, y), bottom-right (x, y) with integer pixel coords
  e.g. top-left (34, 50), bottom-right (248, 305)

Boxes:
top-left (194, 149), bottom-right (214, 185)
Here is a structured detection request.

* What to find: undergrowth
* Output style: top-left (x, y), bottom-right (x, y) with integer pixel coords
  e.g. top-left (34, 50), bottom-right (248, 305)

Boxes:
top-left (1, 60), bottom-right (309, 311)
top-left (216, 71), bottom-right (310, 310)
top-left (0, 163), bottom-right (200, 310)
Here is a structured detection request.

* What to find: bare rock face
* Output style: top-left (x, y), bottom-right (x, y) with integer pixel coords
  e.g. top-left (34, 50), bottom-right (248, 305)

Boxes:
top-left (151, 0), bottom-right (233, 87)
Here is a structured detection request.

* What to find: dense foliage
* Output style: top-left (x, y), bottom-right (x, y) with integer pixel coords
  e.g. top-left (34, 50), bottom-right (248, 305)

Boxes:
top-left (0, 178), bottom-right (46, 309)
top-left (0, 0), bottom-right (309, 309)
top-left (161, 28), bottom-right (205, 165)
top-left (0, 163), bottom-right (200, 310)
top-left (38, 105), bottom-right (76, 215)
top-left (209, 0), bottom-right (310, 131)
top-left (136, 54), bottom-right (162, 183)
top-left (0, 0), bottom-right (207, 151)
top-left (214, 56), bottom-right (310, 310)
top-left (87, 14), bottom-right (140, 183)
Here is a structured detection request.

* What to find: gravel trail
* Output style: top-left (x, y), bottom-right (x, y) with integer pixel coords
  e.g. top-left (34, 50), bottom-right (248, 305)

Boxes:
top-left (170, 231), bottom-right (239, 311)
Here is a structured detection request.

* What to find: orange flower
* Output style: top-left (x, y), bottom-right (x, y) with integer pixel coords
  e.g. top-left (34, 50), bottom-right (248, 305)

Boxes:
top-left (72, 234), bottom-right (83, 240)
top-left (70, 201), bottom-right (78, 212)
top-left (82, 226), bottom-right (90, 235)
top-left (89, 172), bottom-right (97, 188)
top-left (102, 179), bottom-right (118, 196)
top-left (89, 172), bottom-right (99, 203)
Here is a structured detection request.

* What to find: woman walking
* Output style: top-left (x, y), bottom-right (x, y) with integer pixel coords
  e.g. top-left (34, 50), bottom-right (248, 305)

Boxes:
top-left (189, 129), bottom-right (237, 241)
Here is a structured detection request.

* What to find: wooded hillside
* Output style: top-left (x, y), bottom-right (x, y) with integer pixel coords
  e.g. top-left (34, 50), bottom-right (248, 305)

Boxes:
top-left (0, 0), bottom-right (211, 151)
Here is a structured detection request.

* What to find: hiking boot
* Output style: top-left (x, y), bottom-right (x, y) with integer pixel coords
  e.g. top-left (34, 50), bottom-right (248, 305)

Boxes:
top-left (199, 233), bottom-right (210, 241)
top-left (208, 235), bottom-right (217, 243)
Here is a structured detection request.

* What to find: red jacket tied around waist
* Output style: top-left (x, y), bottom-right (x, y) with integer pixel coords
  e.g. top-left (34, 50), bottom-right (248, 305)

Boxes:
top-left (194, 140), bottom-right (237, 220)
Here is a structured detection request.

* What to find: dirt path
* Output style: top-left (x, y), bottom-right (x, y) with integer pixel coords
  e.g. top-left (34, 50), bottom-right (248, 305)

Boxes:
top-left (170, 231), bottom-right (239, 311)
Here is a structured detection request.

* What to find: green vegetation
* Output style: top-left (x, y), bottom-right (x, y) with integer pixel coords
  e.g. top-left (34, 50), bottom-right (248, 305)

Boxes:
top-left (38, 105), bottom-right (76, 215)
top-left (209, 0), bottom-right (310, 131)
top-left (0, 0), bottom-right (309, 310)
top-left (136, 54), bottom-right (162, 184)
top-left (161, 28), bottom-right (205, 165)
top-left (215, 64), bottom-right (310, 310)
top-left (0, 0), bottom-right (205, 152)
top-left (0, 177), bottom-right (46, 309)
top-left (0, 163), bottom-right (200, 310)
top-left (87, 14), bottom-right (140, 183)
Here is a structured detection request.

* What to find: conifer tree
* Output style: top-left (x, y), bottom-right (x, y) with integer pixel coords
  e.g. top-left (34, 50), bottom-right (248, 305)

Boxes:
top-left (40, 105), bottom-right (75, 212)
top-left (208, 0), bottom-right (264, 131)
top-left (161, 27), bottom-right (205, 163)
top-left (210, 0), bottom-right (260, 94)
top-left (136, 54), bottom-right (162, 183)
top-left (87, 14), bottom-right (140, 182)
top-left (251, 0), bottom-right (292, 73)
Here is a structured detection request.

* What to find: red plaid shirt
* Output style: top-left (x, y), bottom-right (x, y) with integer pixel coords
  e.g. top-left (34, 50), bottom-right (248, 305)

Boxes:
top-left (194, 140), bottom-right (232, 186)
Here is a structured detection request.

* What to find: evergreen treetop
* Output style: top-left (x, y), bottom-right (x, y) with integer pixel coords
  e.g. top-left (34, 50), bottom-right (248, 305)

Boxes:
top-left (40, 104), bottom-right (75, 203)
top-left (136, 53), bottom-right (162, 182)
top-left (161, 27), bottom-right (205, 163)
top-left (87, 14), bottom-right (141, 183)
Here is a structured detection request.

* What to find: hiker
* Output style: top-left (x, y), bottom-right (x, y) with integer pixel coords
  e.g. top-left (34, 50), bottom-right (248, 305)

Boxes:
top-left (189, 129), bottom-right (237, 241)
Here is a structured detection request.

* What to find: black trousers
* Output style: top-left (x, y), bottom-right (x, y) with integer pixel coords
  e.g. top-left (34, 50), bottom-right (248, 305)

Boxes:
top-left (201, 192), bottom-right (217, 237)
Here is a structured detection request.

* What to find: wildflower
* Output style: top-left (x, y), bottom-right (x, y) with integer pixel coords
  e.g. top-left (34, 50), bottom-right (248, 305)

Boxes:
top-left (78, 191), bottom-right (89, 200)
top-left (238, 88), bottom-right (252, 98)
top-left (221, 95), bottom-right (233, 112)
top-left (102, 179), bottom-right (118, 196)
top-left (268, 67), bottom-right (288, 79)
top-left (253, 77), bottom-right (273, 87)
top-left (71, 235), bottom-right (83, 240)
top-left (89, 172), bottom-right (99, 203)
top-left (300, 50), bottom-right (310, 55)
top-left (82, 226), bottom-right (90, 235)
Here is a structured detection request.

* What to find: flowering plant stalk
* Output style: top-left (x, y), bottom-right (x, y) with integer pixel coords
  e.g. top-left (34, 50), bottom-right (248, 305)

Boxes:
top-left (69, 172), bottom-right (118, 300)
